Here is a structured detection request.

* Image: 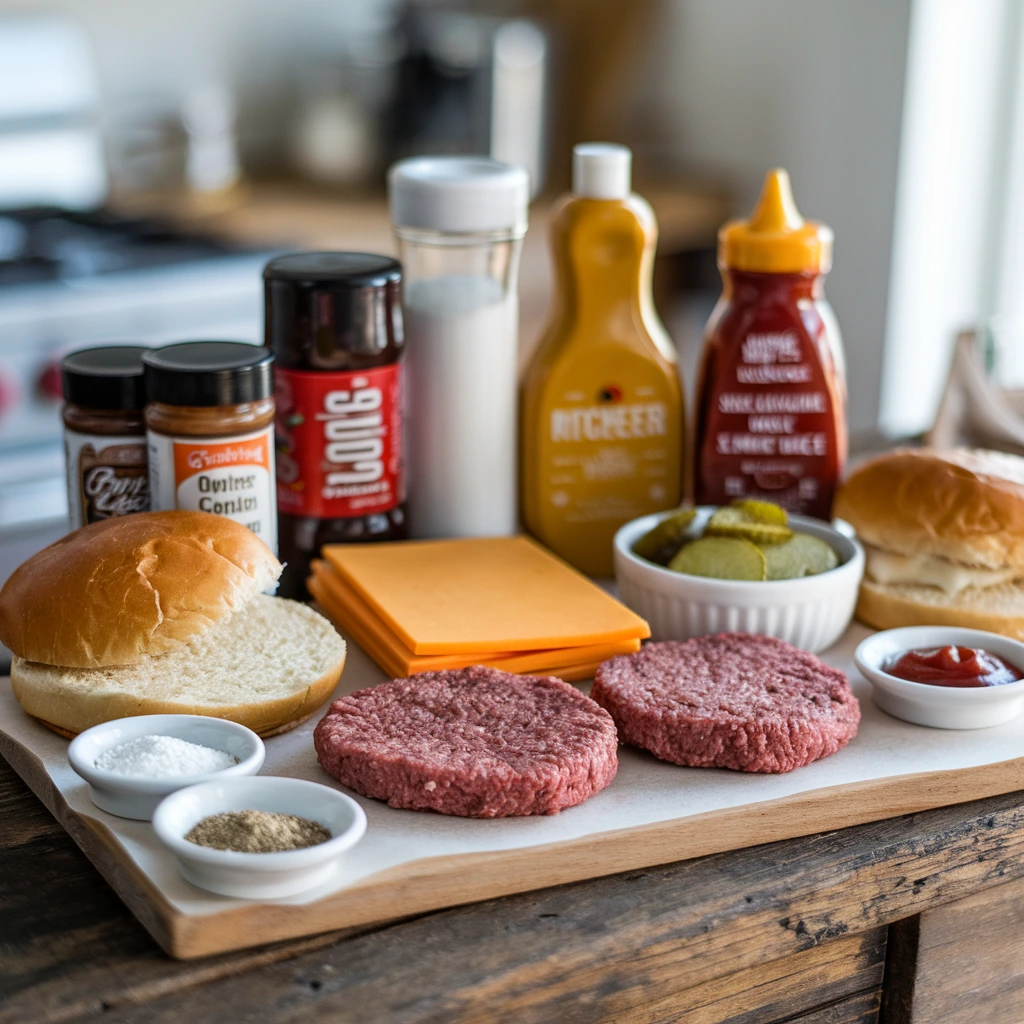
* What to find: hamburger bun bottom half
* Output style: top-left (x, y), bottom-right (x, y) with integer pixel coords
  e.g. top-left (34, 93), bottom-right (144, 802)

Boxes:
top-left (855, 577), bottom-right (1024, 640)
top-left (11, 594), bottom-right (347, 738)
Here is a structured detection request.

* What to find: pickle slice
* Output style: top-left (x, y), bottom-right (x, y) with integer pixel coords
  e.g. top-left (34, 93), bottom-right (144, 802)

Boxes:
top-left (731, 498), bottom-right (788, 526)
top-left (632, 508), bottom-right (697, 564)
top-left (762, 534), bottom-right (840, 580)
top-left (668, 536), bottom-right (767, 581)
top-left (706, 507), bottom-right (793, 545)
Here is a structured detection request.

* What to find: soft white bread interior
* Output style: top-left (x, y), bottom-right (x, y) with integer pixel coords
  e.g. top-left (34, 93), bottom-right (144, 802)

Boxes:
top-left (834, 448), bottom-right (1024, 571)
top-left (0, 510), bottom-right (282, 668)
top-left (855, 577), bottom-right (1024, 640)
top-left (11, 595), bottom-right (346, 738)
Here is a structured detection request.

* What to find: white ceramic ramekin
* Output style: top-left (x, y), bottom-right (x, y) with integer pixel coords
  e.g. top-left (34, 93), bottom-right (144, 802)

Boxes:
top-left (152, 776), bottom-right (367, 899)
top-left (854, 626), bottom-right (1024, 729)
top-left (68, 715), bottom-right (265, 821)
top-left (614, 508), bottom-right (864, 653)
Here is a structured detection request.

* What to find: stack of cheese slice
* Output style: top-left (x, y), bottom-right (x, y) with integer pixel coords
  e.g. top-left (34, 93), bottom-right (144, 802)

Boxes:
top-left (308, 536), bottom-right (650, 681)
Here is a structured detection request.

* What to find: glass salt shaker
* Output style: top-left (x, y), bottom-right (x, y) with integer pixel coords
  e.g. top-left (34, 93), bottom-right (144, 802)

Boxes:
top-left (388, 155), bottom-right (529, 539)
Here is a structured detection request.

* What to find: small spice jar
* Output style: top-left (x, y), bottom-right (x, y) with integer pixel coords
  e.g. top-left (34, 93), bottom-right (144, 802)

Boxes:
top-left (143, 341), bottom-right (277, 549)
top-left (62, 345), bottom-right (150, 529)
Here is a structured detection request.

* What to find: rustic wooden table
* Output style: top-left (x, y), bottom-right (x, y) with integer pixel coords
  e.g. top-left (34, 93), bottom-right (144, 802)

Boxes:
top-left (6, 186), bottom-right (1017, 1021)
top-left (4, 754), bottom-right (1024, 1024)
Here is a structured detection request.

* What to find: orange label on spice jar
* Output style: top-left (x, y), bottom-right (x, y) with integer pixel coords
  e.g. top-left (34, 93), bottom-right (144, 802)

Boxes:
top-left (147, 425), bottom-right (277, 550)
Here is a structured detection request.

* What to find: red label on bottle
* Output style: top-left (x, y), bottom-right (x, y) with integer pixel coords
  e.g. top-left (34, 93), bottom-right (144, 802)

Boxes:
top-left (695, 293), bottom-right (846, 520)
top-left (275, 364), bottom-right (404, 519)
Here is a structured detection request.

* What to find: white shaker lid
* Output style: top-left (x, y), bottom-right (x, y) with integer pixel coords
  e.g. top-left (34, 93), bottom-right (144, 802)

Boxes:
top-left (572, 142), bottom-right (632, 200)
top-left (388, 155), bottom-right (529, 234)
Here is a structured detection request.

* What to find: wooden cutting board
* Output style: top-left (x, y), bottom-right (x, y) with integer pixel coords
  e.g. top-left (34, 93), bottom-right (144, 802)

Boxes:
top-left (3, 622), bottom-right (1024, 960)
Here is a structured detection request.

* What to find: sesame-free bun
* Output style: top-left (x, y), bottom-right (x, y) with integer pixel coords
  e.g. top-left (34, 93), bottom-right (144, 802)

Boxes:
top-left (834, 448), bottom-right (1024, 572)
top-left (854, 577), bottom-right (1024, 639)
top-left (0, 510), bottom-right (282, 668)
top-left (11, 595), bottom-right (347, 738)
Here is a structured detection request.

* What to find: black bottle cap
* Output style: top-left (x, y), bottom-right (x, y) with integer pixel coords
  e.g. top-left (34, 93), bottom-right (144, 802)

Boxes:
top-left (263, 252), bottom-right (403, 367)
top-left (143, 341), bottom-right (274, 407)
top-left (62, 345), bottom-right (148, 411)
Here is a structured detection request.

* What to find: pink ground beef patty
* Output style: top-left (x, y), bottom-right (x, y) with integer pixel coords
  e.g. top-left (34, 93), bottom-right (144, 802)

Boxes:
top-left (314, 666), bottom-right (618, 817)
top-left (591, 634), bottom-right (860, 774)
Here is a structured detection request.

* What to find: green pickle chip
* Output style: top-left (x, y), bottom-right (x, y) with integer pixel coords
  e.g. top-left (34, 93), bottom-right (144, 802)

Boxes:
top-left (705, 507), bottom-right (793, 545)
top-left (762, 534), bottom-right (839, 580)
top-left (632, 508), bottom-right (697, 564)
top-left (731, 498), bottom-right (788, 526)
top-left (668, 536), bottom-right (767, 581)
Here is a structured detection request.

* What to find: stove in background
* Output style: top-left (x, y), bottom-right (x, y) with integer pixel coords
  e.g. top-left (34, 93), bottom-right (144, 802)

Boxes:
top-left (0, 207), bottom-right (272, 669)
top-left (0, 16), bottom-right (278, 670)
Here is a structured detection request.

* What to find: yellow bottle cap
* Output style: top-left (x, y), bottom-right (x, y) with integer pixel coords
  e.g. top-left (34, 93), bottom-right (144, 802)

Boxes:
top-left (719, 169), bottom-right (833, 274)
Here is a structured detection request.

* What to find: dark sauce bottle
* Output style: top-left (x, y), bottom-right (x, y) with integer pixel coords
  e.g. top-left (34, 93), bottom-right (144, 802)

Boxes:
top-left (265, 253), bottom-right (407, 598)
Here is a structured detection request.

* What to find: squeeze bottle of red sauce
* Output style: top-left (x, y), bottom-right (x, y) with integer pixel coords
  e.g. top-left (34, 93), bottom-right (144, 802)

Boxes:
top-left (694, 169), bottom-right (846, 519)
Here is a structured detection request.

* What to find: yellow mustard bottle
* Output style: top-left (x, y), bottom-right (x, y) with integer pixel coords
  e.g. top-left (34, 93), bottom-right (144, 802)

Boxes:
top-left (521, 142), bottom-right (684, 576)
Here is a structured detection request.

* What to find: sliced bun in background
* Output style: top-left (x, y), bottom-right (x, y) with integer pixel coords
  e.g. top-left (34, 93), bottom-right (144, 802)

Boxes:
top-left (834, 447), bottom-right (1024, 572)
top-left (12, 594), bottom-right (346, 738)
top-left (0, 510), bottom-right (346, 737)
top-left (835, 447), bottom-right (1024, 634)
top-left (854, 577), bottom-right (1024, 640)
top-left (0, 510), bottom-right (282, 668)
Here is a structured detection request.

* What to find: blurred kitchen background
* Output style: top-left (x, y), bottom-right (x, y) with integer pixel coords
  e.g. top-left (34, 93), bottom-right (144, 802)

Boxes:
top-left (1, 0), bottom-right (1023, 591)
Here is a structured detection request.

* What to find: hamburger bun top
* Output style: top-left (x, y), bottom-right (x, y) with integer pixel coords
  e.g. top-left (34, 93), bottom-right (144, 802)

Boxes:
top-left (0, 510), bottom-right (281, 668)
top-left (834, 447), bottom-right (1024, 571)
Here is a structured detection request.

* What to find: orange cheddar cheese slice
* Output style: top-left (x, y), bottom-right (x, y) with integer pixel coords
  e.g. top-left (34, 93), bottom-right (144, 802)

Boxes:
top-left (321, 535), bottom-right (650, 655)
top-left (309, 561), bottom-right (640, 678)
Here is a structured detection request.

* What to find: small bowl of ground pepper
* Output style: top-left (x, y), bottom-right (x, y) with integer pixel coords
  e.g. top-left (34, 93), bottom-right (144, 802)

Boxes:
top-left (152, 776), bottom-right (367, 898)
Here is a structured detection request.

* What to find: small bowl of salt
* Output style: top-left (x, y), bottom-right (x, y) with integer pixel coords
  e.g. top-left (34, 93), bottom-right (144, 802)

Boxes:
top-left (68, 715), bottom-right (265, 820)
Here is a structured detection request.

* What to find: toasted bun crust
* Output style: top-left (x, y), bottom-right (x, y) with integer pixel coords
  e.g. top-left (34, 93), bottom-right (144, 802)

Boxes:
top-left (835, 448), bottom-right (1024, 571)
top-left (30, 711), bottom-right (322, 740)
top-left (0, 511), bottom-right (281, 668)
top-left (14, 671), bottom-right (340, 739)
top-left (29, 713), bottom-right (320, 741)
top-left (9, 596), bottom-right (346, 737)
top-left (854, 577), bottom-right (1024, 639)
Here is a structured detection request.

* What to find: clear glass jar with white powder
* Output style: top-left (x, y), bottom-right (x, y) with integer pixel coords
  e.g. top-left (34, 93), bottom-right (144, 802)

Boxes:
top-left (388, 156), bottom-right (528, 538)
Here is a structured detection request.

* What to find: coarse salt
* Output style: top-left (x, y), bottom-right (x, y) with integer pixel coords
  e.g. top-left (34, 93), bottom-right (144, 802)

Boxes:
top-left (95, 734), bottom-right (237, 778)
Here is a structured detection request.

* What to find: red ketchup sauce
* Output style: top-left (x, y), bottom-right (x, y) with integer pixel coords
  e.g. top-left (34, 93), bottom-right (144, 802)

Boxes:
top-left (885, 646), bottom-right (1024, 688)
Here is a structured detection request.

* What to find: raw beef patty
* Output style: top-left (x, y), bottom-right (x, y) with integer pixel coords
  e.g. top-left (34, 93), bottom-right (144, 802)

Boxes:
top-left (591, 634), bottom-right (860, 773)
top-left (314, 666), bottom-right (618, 817)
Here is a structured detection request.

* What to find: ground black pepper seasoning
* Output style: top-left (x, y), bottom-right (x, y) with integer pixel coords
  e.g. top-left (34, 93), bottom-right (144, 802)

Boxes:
top-left (184, 809), bottom-right (331, 853)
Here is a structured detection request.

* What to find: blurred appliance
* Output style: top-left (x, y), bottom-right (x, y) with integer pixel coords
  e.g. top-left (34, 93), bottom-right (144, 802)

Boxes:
top-left (291, 0), bottom-right (405, 186)
top-left (0, 210), bottom-right (271, 604)
top-left (0, 17), bottom-right (272, 667)
top-left (389, 10), bottom-right (549, 195)
top-left (0, 16), bottom-right (106, 210)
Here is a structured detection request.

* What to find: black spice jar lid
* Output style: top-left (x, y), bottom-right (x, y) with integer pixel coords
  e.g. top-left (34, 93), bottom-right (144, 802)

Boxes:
top-left (263, 252), bottom-right (403, 364)
top-left (62, 345), bottom-right (148, 411)
top-left (264, 252), bottom-right (402, 287)
top-left (144, 341), bottom-right (274, 407)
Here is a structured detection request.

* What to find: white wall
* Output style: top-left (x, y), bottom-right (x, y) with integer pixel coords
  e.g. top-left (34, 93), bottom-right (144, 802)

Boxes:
top-left (0, 0), bottom-right (386, 164)
top-left (637, 0), bottom-right (913, 438)
top-left (882, 0), bottom-right (1024, 435)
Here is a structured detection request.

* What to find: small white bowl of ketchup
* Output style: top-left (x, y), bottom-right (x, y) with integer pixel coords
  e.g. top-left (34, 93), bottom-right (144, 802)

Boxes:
top-left (855, 626), bottom-right (1024, 729)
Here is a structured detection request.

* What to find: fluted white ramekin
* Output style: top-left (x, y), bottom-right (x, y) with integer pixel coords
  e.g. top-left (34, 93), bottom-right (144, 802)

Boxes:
top-left (614, 509), bottom-right (864, 653)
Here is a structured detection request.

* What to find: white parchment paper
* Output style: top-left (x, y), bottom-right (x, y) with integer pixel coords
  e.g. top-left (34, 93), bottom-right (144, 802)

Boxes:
top-left (3, 622), bottom-right (1024, 922)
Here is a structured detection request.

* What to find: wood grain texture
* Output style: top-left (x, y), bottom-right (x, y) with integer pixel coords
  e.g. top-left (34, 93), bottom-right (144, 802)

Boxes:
top-left (887, 875), bottom-right (1024, 1023)
top-left (8, 716), bottom-right (1024, 958)
top-left (788, 991), bottom-right (881, 1023)
top-left (878, 917), bottom-right (919, 1024)
top-left (602, 929), bottom-right (884, 1024)
top-left (0, 760), bottom-right (374, 1024)
top-left (8, 771), bottom-right (1020, 1024)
